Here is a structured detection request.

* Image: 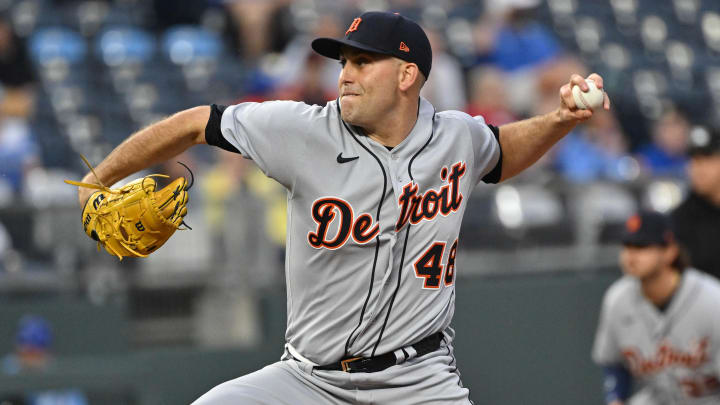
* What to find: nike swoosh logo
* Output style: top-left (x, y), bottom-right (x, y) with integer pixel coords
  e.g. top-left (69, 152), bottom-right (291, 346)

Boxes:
top-left (336, 153), bottom-right (359, 164)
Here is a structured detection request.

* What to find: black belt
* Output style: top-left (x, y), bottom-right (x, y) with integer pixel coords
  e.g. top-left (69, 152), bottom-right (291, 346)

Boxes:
top-left (315, 332), bottom-right (444, 373)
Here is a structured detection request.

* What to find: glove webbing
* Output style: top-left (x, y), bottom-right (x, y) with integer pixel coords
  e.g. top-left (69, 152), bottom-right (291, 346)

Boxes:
top-left (63, 155), bottom-right (185, 259)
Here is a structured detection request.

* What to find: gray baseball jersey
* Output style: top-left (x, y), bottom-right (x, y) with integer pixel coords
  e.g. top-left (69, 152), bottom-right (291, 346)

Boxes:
top-left (206, 97), bottom-right (500, 366)
top-left (593, 269), bottom-right (720, 404)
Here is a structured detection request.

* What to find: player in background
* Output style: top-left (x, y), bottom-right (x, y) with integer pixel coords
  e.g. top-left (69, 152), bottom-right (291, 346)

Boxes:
top-left (671, 126), bottom-right (720, 279)
top-left (593, 211), bottom-right (720, 405)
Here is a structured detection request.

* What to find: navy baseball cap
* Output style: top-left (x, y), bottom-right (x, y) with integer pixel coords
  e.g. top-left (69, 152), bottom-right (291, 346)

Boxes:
top-left (311, 11), bottom-right (432, 79)
top-left (621, 211), bottom-right (674, 246)
top-left (687, 126), bottom-right (720, 156)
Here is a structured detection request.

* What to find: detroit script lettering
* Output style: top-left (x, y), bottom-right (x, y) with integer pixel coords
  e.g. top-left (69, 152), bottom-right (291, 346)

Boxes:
top-left (308, 162), bottom-right (466, 250)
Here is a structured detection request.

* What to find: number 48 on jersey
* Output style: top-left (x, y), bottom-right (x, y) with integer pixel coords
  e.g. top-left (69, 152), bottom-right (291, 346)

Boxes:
top-left (414, 239), bottom-right (458, 289)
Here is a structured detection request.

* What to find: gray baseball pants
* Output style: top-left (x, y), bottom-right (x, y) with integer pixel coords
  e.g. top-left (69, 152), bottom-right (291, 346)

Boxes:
top-left (192, 338), bottom-right (472, 405)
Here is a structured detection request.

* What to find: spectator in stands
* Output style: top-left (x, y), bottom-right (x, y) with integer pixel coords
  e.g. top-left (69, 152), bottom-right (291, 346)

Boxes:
top-left (552, 108), bottom-right (631, 182)
top-left (475, 0), bottom-right (562, 72)
top-left (1, 315), bottom-right (53, 374)
top-left (0, 14), bottom-right (39, 196)
top-left (151, 0), bottom-right (208, 31)
top-left (465, 66), bottom-right (517, 126)
top-left (224, 0), bottom-right (296, 63)
top-left (1, 315), bottom-right (89, 404)
top-left (246, 12), bottom-right (343, 104)
top-left (636, 107), bottom-right (690, 178)
top-left (274, 52), bottom-right (337, 105)
top-left (671, 126), bottom-right (720, 279)
top-left (529, 55), bottom-right (632, 181)
top-left (420, 28), bottom-right (466, 111)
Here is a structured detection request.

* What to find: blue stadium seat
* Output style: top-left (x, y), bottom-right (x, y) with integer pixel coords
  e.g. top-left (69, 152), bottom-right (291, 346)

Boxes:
top-left (28, 27), bottom-right (86, 66)
top-left (96, 26), bottom-right (156, 67)
top-left (161, 25), bottom-right (223, 65)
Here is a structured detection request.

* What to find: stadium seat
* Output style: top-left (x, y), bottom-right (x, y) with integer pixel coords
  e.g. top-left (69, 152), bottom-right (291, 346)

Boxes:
top-left (633, 69), bottom-right (667, 99)
top-left (487, 184), bottom-right (575, 248)
top-left (702, 12), bottom-right (720, 54)
top-left (160, 26), bottom-right (224, 92)
top-left (641, 179), bottom-right (686, 213)
top-left (29, 26), bottom-right (86, 67)
top-left (28, 26), bottom-right (88, 88)
top-left (547, 0), bottom-right (577, 35)
top-left (161, 25), bottom-right (222, 65)
top-left (673, 0), bottom-right (700, 25)
top-left (706, 67), bottom-right (720, 103)
top-left (75, 1), bottom-right (110, 37)
top-left (48, 85), bottom-right (86, 118)
top-left (574, 16), bottom-right (603, 55)
top-left (572, 183), bottom-right (638, 245)
top-left (640, 15), bottom-right (668, 54)
top-left (665, 40), bottom-right (695, 85)
top-left (600, 42), bottom-right (632, 71)
top-left (10, 0), bottom-right (44, 38)
top-left (96, 26), bottom-right (155, 67)
top-left (610, 0), bottom-right (639, 31)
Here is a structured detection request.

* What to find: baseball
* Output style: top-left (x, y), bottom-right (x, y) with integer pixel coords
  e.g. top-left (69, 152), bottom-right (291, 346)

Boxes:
top-left (572, 79), bottom-right (605, 110)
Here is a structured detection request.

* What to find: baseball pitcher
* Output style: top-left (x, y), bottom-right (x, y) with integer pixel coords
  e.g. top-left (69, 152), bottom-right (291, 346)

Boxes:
top-left (70, 11), bottom-right (610, 404)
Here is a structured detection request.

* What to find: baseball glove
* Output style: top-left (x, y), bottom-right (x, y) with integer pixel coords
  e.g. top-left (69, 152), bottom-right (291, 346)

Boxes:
top-left (65, 156), bottom-right (193, 259)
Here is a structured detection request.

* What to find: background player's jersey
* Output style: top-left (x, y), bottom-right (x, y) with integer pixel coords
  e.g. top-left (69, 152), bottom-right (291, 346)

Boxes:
top-left (213, 98), bottom-right (500, 365)
top-left (593, 269), bottom-right (720, 404)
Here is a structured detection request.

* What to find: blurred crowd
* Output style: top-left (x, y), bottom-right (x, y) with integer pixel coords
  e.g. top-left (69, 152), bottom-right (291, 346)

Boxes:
top-left (0, 0), bottom-right (719, 280)
top-left (0, 4), bottom-right (718, 395)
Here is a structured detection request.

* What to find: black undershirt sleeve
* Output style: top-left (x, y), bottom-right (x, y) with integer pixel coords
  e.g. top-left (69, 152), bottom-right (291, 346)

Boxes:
top-left (204, 104), bottom-right (241, 154)
top-left (481, 124), bottom-right (503, 184)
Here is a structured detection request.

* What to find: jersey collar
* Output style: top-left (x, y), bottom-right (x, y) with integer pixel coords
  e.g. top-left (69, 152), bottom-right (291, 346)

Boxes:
top-left (336, 97), bottom-right (435, 158)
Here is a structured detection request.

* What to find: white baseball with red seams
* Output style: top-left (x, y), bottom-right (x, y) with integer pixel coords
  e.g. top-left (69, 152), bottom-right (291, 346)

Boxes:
top-left (572, 78), bottom-right (604, 110)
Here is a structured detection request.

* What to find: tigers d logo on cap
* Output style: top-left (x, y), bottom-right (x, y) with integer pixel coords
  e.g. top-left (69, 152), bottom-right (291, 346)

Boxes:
top-left (346, 18), bottom-right (362, 35)
top-left (622, 211), bottom-right (673, 246)
top-left (626, 214), bottom-right (641, 233)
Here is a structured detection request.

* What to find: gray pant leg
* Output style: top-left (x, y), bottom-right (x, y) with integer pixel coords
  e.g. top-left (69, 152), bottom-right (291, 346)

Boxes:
top-left (191, 361), bottom-right (347, 405)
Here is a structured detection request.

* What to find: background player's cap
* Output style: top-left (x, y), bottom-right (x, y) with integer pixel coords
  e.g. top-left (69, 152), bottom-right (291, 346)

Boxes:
top-left (687, 126), bottom-right (720, 157)
top-left (621, 211), bottom-right (674, 247)
top-left (16, 315), bottom-right (53, 350)
top-left (311, 11), bottom-right (432, 79)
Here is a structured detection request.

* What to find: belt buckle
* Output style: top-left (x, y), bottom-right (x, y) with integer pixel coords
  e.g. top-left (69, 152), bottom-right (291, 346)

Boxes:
top-left (340, 357), bottom-right (363, 372)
